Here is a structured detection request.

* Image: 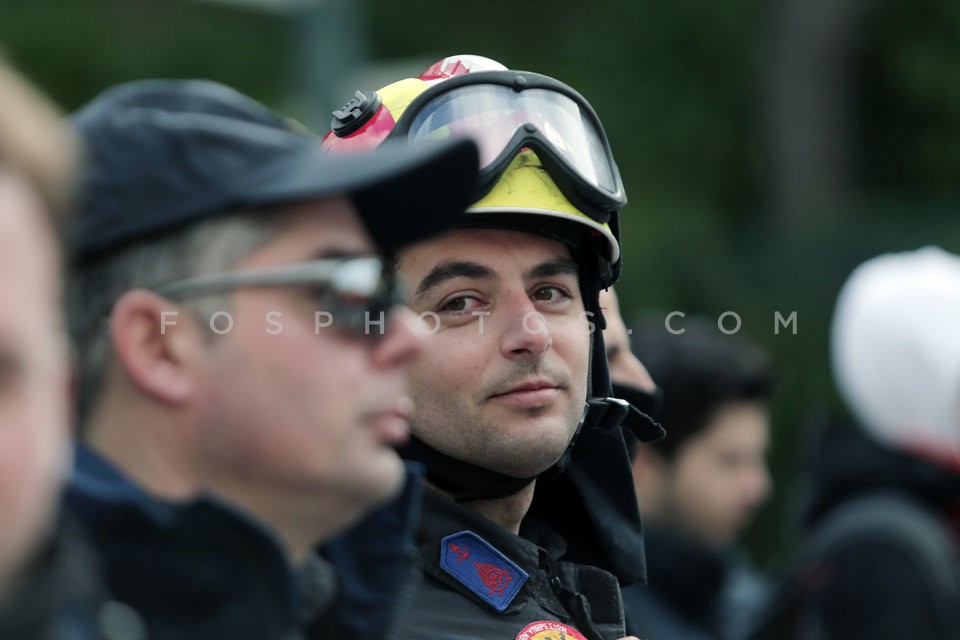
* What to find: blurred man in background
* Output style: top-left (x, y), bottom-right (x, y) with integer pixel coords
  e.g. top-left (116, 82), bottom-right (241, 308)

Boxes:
top-left (63, 78), bottom-right (477, 639)
top-left (0, 57), bottom-right (100, 639)
top-left (619, 317), bottom-right (774, 640)
top-left (751, 246), bottom-right (960, 640)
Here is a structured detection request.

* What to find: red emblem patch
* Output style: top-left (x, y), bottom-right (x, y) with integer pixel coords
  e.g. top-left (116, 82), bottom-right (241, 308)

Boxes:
top-left (440, 531), bottom-right (528, 611)
top-left (474, 561), bottom-right (512, 596)
top-left (514, 620), bottom-right (589, 640)
top-left (449, 543), bottom-right (470, 563)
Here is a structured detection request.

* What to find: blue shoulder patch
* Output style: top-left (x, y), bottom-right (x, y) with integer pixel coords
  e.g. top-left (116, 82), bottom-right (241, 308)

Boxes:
top-left (439, 531), bottom-right (529, 612)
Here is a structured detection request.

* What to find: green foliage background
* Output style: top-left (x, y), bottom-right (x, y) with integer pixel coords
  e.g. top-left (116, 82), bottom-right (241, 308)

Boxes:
top-left (4, 0), bottom-right (960, 568)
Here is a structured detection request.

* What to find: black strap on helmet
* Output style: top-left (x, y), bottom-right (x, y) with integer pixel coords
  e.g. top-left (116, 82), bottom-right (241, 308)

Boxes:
top-left (611, 382), bottom-right (666, 443)
top-left (612, 381), bottom-right (663, 420)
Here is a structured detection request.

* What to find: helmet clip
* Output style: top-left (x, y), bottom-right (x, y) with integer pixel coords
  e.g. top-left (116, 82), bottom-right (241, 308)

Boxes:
top-left (331, 90), bottom-right (382, 137)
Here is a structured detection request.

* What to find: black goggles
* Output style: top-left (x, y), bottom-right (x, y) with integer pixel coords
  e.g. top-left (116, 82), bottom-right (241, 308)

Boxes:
top-left (153, 256), bottom-right (404, 338)
top-left (388, 70), bottom-right (626, 224)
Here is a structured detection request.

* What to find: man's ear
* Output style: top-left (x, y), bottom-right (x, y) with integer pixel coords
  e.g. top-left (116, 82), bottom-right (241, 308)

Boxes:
top-left (109, 290), bottom-right (203, 405)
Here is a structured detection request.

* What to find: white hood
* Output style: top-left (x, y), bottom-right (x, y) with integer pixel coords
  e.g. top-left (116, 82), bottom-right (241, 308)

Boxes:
top-left (831, 246), bottom-right (960, 456)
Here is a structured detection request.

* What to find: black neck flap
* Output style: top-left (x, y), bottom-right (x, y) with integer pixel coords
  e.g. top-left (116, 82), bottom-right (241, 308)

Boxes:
top-left (396, 436), bottom-right (538, 502)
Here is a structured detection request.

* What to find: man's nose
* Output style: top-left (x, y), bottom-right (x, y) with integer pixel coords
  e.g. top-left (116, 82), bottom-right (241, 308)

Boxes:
top-left (499, 291), bottom-right (552, 360)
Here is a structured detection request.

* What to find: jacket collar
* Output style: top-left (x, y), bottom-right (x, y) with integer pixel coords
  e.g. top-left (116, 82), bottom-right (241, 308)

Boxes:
top-left (416, 487), bottom-right (568, 613)
top-left (66, 444), bottom-right (303, 639)
top-left (418, 486), bottom-right (567, 567)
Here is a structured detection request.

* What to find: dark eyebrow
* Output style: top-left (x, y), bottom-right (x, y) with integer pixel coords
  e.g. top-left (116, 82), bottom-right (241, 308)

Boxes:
top-left (413, 261), bottom-right (495, 302)
top-left (528, 258), bottom-right (579, 280)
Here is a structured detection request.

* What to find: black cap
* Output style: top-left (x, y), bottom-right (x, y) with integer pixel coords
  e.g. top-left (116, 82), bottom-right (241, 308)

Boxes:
top-left (69, 79), bottom-right (479, 261)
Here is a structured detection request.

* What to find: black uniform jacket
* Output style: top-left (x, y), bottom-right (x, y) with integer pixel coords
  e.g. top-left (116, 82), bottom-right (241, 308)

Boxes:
top-left (391, 487), bottom-right (626, 640)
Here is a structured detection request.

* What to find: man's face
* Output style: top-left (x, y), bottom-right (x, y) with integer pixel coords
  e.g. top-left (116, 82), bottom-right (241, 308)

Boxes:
top-left (662, 401), bottom-right (771, 547)
top-left (397, 228), bottom-right (590, 478)
top-left (0, 172), bottom-right (69, 586)
top-left (195, 198), bottom-right (423, 522)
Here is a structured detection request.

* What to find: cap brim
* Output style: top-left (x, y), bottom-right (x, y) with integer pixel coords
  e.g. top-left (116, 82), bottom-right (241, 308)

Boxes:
top-left (247, 138), bottom-right (479, 255)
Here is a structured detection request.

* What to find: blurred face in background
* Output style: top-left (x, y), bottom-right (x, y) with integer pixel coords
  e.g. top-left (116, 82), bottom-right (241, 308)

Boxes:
top-left (600, 287), bottom-right (655, 392)
top-left (660, 400), bottom-right (771, 548)
top-left (192, 200), bottom-right (425, 542)
top-left (0, 171), bottom-right (70, 590)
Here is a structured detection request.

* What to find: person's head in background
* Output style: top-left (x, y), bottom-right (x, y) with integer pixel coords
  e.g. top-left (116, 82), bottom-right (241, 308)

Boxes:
top-left (600, 287), bottom-right (656, 393)
top-left (831, 246), bottom-right (960, 470)
top-left (0, 58), bottom-right (76, 592)
top-left (627, 316), bottom-right (773, 549)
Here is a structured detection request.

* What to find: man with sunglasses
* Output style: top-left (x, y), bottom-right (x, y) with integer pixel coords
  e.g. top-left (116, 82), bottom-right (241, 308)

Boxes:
top-left (63, 78), bottom-right (478, 639)
top-left (325, 55), bottom-right (663, 640)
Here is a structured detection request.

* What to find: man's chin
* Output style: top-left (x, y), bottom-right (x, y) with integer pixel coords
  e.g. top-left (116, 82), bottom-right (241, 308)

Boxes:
top-left (488, 444), bottom-right (570, 479)
top-left (350, 455), bottom-right (407, 506)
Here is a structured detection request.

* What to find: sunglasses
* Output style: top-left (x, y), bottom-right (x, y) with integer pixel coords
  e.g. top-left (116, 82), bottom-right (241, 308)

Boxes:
top-left (153, 256), bottom-right (405, 338)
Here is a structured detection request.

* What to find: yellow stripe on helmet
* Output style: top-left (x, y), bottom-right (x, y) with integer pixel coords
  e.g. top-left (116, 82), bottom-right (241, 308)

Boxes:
top-left (467, 150), bottom-right (620, 263)
top-left (377, 78), bottom-right (431, 124)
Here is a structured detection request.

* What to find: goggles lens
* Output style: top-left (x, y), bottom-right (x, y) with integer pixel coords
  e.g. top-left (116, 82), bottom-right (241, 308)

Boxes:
top-left (154, 256), bottom-right (403, 338)
top-left (396, 79), bottom-right (624, 215)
